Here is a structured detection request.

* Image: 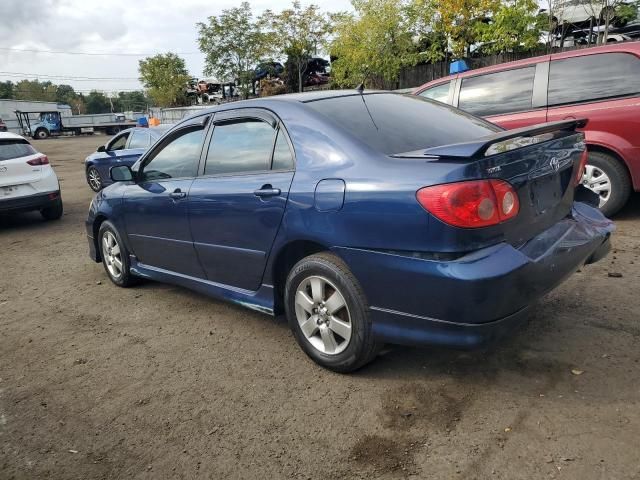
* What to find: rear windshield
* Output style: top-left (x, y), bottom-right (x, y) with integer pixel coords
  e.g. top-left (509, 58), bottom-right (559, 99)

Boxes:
top-left (0, 139), bottom-right (37, 161)
top-left (304, 93), bottom-right (499, 155)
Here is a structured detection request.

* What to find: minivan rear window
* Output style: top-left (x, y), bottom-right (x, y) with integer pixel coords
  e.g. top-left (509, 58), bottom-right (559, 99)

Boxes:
top-left (304, 93), bottom-right (498, 155)
top-left (0, 139), bottom-right (37, 161)
top-left (548, 52), bottom-right (640, 106)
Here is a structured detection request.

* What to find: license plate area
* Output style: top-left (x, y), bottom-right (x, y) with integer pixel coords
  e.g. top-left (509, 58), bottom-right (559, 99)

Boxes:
top-left (531, 174), bottom-right (562, 214)
top-left (1, 185), bottom-right (18, 197)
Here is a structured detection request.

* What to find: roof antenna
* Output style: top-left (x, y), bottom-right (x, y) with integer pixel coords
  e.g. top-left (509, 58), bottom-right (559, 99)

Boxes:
top-left (355, 83), bottom-right (364, 94)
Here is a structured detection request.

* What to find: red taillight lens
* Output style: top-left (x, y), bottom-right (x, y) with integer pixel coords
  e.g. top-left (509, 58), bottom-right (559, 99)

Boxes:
top-left (416, 179), bottom-right (519, 228)
top-left (575, 149), bottom-right (588, 185)
top-left (27, 155), bottom-right (49, 166)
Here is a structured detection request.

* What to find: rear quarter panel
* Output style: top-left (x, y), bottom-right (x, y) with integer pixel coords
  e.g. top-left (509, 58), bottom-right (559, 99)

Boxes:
top-left (546, 96), bottom-right (640, 189)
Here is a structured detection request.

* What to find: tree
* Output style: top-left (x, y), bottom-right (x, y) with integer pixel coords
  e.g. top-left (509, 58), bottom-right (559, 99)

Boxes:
top-left (116, 91), bottom-right (152, 111)
top-left (85, 91), bottom-right (111, 114)
top-left (415, 0), bottom-right (499, 59)
top-left (475, 0), bottom-right (542, 54)
top-left (262, 1), bottom-right (331, 92)
top-left (139, 53), bottom-right (190, 107)
top-left (331, 0), bottom-right (421, 88)
top-left (55, 84), bottom-right (77, 105)
top-left (14, 80), bottom-right (57, 102)
top-left (0, 81), bottom-right (14, 99)
top-left (197, 2), bottom-right (275, 98)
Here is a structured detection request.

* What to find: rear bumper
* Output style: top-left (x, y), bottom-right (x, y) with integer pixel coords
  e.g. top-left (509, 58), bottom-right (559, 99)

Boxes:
top-left (335, 202), bottom-right (614, 348)
top-left (0, 191), bottom-right (60, 214)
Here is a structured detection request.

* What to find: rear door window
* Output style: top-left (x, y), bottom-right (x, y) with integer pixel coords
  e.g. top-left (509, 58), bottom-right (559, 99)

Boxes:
top-left (0, 140), bottom-right (36, 161)
top-left (204, 119), bottom-right (276, 175)
top-left (419, 81), bottom-right (451, 104)
top-left (548, 52), bottom-right (640, 106)
top-left (128, 131), bottom-right (150, 149)
top-left (458, 67), bottom-right (536, 116)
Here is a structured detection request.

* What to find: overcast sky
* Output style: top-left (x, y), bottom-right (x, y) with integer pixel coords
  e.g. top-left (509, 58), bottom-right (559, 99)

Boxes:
top-left (0, 0), bottom-right (352, 94)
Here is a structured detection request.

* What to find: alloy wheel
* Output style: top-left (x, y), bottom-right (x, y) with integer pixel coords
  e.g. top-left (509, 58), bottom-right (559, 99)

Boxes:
top-left (294, 276), bottom-right (352, 355)
top-left (88, 168), bottom-right (102, 191)
top-left (582, 164), bottom-right (611, 207)
top-left (102, 231), bottom-right (123, 280)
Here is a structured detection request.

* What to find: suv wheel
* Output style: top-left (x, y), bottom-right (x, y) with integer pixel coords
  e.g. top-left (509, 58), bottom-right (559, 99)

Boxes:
top-left (98, 221), bottom-right (137, 287)
top-left (581, 151), bottom-right (631, 217)
top-left (285, 252), bottom-right (380, 372)
top-left (41, 198), bottom-right (63, 220)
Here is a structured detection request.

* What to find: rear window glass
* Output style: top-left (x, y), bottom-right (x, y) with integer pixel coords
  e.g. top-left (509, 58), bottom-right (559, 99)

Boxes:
top-left (304, 93), bottom-right (498, 155)
top-left (0, 140), bottom-right (37, 161)
top-left (548, 53), bottom-right (640, 106)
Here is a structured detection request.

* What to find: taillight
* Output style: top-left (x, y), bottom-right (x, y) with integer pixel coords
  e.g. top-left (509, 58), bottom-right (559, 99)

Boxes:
top-left (416, 179), bottom-right (520, 228)
top-left (575, 149), bottom-right (588, 185)
top-left (27, 155), bottom-right (49, 166)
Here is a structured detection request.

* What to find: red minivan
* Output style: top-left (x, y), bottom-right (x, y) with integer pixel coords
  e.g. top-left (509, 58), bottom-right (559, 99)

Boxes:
top-left (413, 42), bottom-right (640, 216)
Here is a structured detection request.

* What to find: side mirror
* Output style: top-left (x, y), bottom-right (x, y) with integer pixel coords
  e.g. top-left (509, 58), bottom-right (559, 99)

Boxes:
top-left (97, 145), bottom-right (106, 153)
top-left (110, 165), bottom-right (134, 182)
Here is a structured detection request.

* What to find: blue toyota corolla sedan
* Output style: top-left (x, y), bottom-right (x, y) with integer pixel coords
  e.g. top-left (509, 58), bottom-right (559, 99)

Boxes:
top-left (86, 91), bottom-right (613, 372)
top-left (84, 125), bottom-right (170, 191)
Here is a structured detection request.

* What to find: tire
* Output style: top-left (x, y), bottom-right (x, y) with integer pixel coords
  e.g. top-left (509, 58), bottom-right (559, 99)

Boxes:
top-left (86, 166), bottom-right (103, 192)
top-left (34, 128), bottom-right (49, 140)
top-left (40, 198), bottom-right (63, 220)
top-left (285, 252), bottom-right (380, 373)
top-left (582, 150), bottom-right (631, 217)
top-left (98, 220), bottom-right (137, 287)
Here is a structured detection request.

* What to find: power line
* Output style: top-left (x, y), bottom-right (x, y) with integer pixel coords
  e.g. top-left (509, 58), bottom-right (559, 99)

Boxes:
top-left (0, 71), bottom-right (140, 81)
top-left (0, 47), bottom-right (200, 56)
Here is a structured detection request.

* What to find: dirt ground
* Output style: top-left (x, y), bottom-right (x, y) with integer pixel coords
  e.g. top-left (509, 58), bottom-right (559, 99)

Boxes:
top-left (1, 135), bottom-right (639, 480)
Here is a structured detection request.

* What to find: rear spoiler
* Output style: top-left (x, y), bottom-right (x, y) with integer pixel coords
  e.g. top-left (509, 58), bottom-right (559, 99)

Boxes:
top-left (393, 119), bottom-right (587, 159)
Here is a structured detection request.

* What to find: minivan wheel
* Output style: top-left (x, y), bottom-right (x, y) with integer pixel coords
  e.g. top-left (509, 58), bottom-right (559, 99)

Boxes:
top-left (285, 252), bottom-right (380, 373)
top-left (87, 166), bottom-right (102, 191)
top-left (98, 220), bottom-right (137, 287)
top-left (582, 151), bottom-right (631, 217)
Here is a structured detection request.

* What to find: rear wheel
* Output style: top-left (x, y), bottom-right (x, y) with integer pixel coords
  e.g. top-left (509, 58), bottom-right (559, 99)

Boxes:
top-left (285, 252), bottom-right (380, 372)
top-left (98, 221), bottom-right (137, 287)
top-left (40, 198), bottom-right (63, 220)
top-left (581, 151), bottom-right (631, 217)
top-left (87, 166), bottom-right (103, 192)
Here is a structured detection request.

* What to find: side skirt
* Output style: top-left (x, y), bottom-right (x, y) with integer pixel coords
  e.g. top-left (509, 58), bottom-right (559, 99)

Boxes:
top-left (129, 256), bottom-right (275, 315)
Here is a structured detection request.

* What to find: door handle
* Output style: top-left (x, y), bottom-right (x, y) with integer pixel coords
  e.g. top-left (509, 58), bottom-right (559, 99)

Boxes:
top-left (253, 185), bottom-right (281, 197)
top-left (169, 189), bottom-right (187, 200)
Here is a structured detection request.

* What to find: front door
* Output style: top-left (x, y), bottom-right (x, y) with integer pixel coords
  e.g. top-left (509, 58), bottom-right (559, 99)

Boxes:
top-left (123, 126), bottom-right (206, 278)
top-left (188, 112), bottom-right (295, 291)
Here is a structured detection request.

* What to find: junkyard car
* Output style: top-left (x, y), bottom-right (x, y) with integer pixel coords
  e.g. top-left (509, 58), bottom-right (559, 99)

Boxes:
top-left (84, 126), bottom-right (169, 191)
top-left (86, 91), bottom-right (613, 372)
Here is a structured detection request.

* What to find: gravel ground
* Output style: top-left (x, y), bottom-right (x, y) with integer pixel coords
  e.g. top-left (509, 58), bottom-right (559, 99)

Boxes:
top-left (1, 135), bottom-right (639, 480)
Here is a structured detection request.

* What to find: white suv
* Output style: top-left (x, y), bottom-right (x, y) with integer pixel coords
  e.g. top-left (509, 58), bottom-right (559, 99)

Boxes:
top-left (0, 132), bottom-right (63, 220)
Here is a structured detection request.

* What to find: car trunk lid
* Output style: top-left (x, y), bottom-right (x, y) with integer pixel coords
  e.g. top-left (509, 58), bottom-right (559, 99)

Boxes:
top-left (394, 119), bottom-right (588, 248)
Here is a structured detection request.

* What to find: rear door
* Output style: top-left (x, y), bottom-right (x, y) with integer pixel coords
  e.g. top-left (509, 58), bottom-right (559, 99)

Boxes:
top-left (188, 109), bottom-right (295, 291)
top-left (456, 63), bottom-right (548, 129)
top-left (0, 138), bottom-right (44, 198)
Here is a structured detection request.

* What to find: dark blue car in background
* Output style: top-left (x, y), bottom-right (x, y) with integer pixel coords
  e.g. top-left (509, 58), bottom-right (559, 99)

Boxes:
top-left (84, 126), bottom-right (170, 191)
top-left (86, 91), bottom-right (613, 372)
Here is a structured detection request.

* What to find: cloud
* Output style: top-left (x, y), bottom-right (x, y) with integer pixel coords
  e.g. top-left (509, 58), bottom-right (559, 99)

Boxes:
top-left (0, 0), bottom-right (351, 92)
